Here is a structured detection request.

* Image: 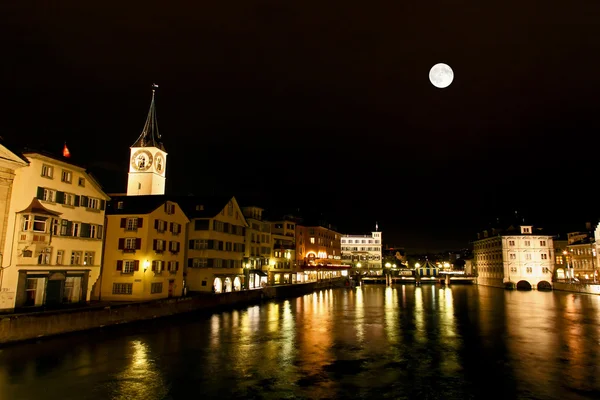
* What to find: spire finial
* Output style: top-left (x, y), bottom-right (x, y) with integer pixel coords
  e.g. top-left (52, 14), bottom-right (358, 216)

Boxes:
top-left (375, 221), bottom-right (379, 232)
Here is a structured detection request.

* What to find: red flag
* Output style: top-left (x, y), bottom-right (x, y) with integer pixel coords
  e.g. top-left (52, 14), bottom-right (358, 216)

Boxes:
top-left (63, 143), bottom-right (71, 158)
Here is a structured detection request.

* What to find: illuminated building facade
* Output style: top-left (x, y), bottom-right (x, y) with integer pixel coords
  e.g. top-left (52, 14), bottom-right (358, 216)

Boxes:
top-left (473, 224), bottom-right (554, 290)
top-left (269, 217), bottom-right (297, 284)
top-left (296, 223), bottom-right (349, 281)
top-left (101, 196), bottom-right (188, 301)
top-left (241, 206), bottom-right (270, 287)
top-left (341, 231), bottom-right (383, 275)
top-left (0, 151), bottom-right (109, 311)
top-left (182, 196), bottom-right (249, 293)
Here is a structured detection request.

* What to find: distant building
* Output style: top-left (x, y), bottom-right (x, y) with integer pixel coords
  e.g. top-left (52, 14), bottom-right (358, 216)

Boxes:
top-left (241, 206), bottom-right (270, 286)
top-left (296, 222), bottom-right (348, 281)
top-left (473, 224), bottom-right (554, 290)
top-left (101, 196), bottom-right (188, 301)
top-left (0, 150), bottom-right (109, 311)
top-left (269, 217), bottom-right (297, 284)
top-left (341, 230), bottom-right (383, 275)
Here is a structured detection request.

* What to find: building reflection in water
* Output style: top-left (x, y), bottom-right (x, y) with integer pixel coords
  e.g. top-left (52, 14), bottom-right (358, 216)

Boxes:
top-left (114, 339), bottom-right (167, 400)
top-left (438, 287), bottom-right (459, 377)
top-left (355, 286), bottom-right (365, 342)
top-left (384, 286), bottom-right (399, 343)
top-left (414, 286), bottom-right (425, 343)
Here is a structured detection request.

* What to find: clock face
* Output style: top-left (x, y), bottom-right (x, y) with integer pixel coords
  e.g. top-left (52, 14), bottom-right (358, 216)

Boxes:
top-left (131, 149), bottom-right (153, 171)
top-left (154, 153), bottom-right (164, 174)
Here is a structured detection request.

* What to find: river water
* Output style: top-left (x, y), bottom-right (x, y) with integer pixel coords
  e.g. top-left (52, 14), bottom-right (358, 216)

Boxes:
top-left (1, 284), bottom-right (599, 400)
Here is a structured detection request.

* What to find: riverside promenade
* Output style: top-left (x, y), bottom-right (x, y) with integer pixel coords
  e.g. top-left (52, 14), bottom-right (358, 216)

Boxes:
top-left (0, 278), bottom-right (347, 345)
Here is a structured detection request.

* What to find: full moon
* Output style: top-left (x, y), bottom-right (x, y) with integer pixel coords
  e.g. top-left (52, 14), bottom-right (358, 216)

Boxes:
top-left (429, 63), bottom-right (454, 88)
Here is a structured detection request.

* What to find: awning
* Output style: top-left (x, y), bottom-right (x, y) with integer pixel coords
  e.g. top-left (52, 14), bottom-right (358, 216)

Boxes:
top-left (251, 270), bottom-right (268, 277)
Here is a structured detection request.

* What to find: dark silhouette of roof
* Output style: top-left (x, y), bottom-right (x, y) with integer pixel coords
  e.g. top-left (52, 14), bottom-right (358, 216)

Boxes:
top-left (131, 87), bottom-right (165, 150)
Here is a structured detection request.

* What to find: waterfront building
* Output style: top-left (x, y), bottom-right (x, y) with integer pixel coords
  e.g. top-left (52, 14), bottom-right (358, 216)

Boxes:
top-left (241, 206), bottom-right (270, 288)
top-left (553, 239), bottom-right (569, 280)
top-left (269, 217), bottom-right (297, 284)
top-left (100, 196), bottom-right (188, 300)
top-left (341, 230), bottom-right (383, 276)
top-left (565, 229), bottom-right (597, 281)
top-left (0, 150), bottom-right (109, 311)
top-left (473, 224), bottom-right (554, 290)
top-left (127, 86), bottom-right (167, 196)
top-left (181, 196), bottom-right (248, 293)
top-left (296, 222), bottom-right (349, 282)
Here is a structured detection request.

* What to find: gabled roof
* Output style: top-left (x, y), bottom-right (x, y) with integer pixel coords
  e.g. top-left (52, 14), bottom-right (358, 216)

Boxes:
top-left (106, 195), bottom-right (175, 215)
top-left (17, 198), bottom-right (61, 216)
top-left (0, 142), bottom-right (29, 166)
top-left (174, 194), bottom-right (236, 219)
top-left (131, 87), bottom-right (165, 150)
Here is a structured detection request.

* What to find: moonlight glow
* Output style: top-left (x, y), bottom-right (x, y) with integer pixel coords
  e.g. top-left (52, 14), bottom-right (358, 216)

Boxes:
top-left (429, 63), bottom-right (454, 88)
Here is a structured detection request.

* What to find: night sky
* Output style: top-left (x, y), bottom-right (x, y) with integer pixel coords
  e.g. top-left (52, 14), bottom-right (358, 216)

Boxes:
top-left (2, 1), bottom-right (600, 252)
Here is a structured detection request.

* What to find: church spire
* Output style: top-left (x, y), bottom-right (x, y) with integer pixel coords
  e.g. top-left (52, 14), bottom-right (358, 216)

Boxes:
top-left (131, 84), bottom-right (165, 150)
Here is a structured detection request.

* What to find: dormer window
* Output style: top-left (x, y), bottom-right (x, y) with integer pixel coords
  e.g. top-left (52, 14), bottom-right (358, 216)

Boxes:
top-left (521, 226), bottom-right (532, 234)
top-left (117, 201), bottom-right (124, 209)
top-left (196, 205), bottom-right (204, 211)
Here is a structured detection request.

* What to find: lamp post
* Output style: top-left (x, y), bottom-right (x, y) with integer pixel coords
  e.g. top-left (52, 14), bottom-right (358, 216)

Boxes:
top-left (563, 250), bottom-right (572, 283)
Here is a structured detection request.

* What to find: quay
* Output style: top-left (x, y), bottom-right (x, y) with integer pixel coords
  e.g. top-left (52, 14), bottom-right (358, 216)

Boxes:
top-left (0, 278), bottom-right (346, 346)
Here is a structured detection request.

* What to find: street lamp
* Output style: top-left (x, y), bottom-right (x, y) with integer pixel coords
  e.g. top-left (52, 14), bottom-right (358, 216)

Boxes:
top-left (385, 262), bottom-right (391, 268)
top-left (563, 250), bottom-right (572, 283)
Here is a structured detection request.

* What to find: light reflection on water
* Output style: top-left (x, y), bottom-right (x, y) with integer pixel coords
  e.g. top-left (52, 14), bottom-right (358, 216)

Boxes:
top-left (1, 285), bottom-right (600, 399)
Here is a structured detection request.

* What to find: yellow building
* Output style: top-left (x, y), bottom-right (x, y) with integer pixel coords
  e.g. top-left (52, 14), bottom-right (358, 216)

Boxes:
top-left (0, 150), bottom-right (109, 311)
top-left (241, 206), bottom-right (270, 288)
top-left (100, 196), bottom-right (189, 301)
top-left (181, 196), bottom-right (248, 293)
top-left (296, 223), bottom-right (348, 282)
top-left (269, 218), bottom-right (297, 284)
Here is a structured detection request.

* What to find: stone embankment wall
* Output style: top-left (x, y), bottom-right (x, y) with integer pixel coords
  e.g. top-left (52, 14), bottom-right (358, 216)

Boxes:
top-left (0, 278), bottom-right (347, 345)
top-left (553, 282), bottom-right (600, 295)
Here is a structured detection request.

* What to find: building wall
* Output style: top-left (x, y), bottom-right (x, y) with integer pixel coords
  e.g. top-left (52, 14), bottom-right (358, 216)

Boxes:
top-left (341, 231), bottom-right (383, 272)
top-left (100, 202), bottom-right (188, 301)
top-left (126, 147), bottom-right (167, 196)
top-left (295, 225), bottom-right (342, 266)
top-left (473, 230), bottom-right (554, 289)
top-left (0, 154), bottom-right (109, 310)
top-left (186, 198), bottom-right (247, 292)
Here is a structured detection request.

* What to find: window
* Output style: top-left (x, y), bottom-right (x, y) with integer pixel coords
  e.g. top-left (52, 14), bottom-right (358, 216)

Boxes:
top-left (155, 219), bottom-right (167, 232)
top-left (90, 225), bottom-right (97, 239)
top-left (165, 202), bottom-right (175, 214)
top-left (228, 201), bottom-right (233, 216)
top-left (43, 188), bottom-right (55, 202)
top-left (113, 283), bottom-right (133, 295)
top-left (71, 251), bottom-right (82, 265)
top-left (310, 237), bottom-right (315, 244)
top-left (190, 258), bottom-right (207, 268)
top-left (88, 198), bottom-right (99, 209)
top-left (542, 267), bottom-right (550, 274)
top-left (526, 267), bottom-right (533, 273)
top-left (123, 260), bottom-right (136, 273)
top-left (169, 241), bottom-right (180, 253)
top-left (56, 250), bottom-right (64, 265)
top-left (540, 240), bottom-right (546, 246)
top-left (151, 283), bottom-right (163, 294)
top-left (38, 249), bottom-right (51, 265)
top-left (509, 240), bottom-right (515, 246)
top-left (541, 254), bottom-right (548, 260)
top-left (509, 254), bottom-right (516, 260)
top-left (60, 220), bottom-right (69, 236)
top-left (78, 177), bottom-right (85, 187)
top-left (72, 222), bottom-right (80, 237)
top-left (153, 239), bottom-right (166, 252)
top-left (117, 201), bottom-right (124, 209)
top-left (84, 251), bottom-right (94, 266)
top-left (33, 216), bottom-right (48, 232)
top-left (526, 254), bottom-right (531, 260)
top-left (61, 170), bottom-right (72, 183)
top-left (152, 260), bottom-right (164, 273)
top-left (524, 240), bottom-right (531, 246)
top-left (510, 267), bottom-right (517, 273)
top-left (125, 238), bottom-right (137, 250)
top-left (170, 222), bottom-right (181, 235)
top-left (168, 261), bottom-right (179, 272)
top-left (126, 218), bottom-right (138, 231)
top-left (22, 215), bottom-right (30, 231)
top-left (41, 164), bottom-right (54, 178)
top-left (64, 193), bottom-right (74, 206)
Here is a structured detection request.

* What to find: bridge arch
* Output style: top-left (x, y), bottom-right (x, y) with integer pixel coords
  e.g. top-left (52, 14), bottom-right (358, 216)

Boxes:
top-left (516, 280), bottom-right (532, 291)
top-left (537, 280), bottom-right (552, 291)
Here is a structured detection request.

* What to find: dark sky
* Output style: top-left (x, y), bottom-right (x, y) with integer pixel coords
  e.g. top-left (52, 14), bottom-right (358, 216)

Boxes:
top-left (2, 1), bottom-right (600, 252)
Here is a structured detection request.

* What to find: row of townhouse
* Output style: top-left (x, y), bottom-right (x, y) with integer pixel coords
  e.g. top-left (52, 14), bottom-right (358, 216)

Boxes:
top-left (0, 89), bottom-right (357, 311)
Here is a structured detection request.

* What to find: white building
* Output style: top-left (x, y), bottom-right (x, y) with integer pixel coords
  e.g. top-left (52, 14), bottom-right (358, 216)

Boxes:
top-left (341, 230), bottom-right (382, 275)
top-left (473, 224), bottom-right (554, 290)
top-left (0, 150), bottom-right (109, 311)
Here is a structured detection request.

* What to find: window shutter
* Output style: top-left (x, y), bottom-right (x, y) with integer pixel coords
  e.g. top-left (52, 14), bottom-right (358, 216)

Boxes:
top-left (120, 218), bottom-right (126, 228)
top-left (74, 195), bottom-right (80, 207)
top-left (116, 260), bottom-right (123, 271)
top-left (100, 200), bottom-right (106, 210)
top-left (81, 196), bottom-right (89, 207)
top-left (134, 260), bottom-right (140, 271)
top-left (80, 223), bottom-right (91, 238)
top-left (153, 239), bottom-right (157, 250)
top-left (188, 258), bottom-right (193, 268)
top-left (55, 191), bottom-right (65, 204)
top-left (176, 242), bottom-right (180, 252)
top-left (66, 221), bottom-right (73, 236)
top-left (152, 261), bottom-right (157, 272)
top-left (36, 187), bottom-right (44, 200)
top-left (137, 218), bottom-right (143, 228)
top-left (118, 238), bottom-right (125, 249)
top-left (188, 240), bottom-right (194, 249)
top-left (207, 258), bottom-right (214, 268)
top-left (208, 240), bottom-right (214, 249)
top-left (135, 238), bottom-right (142, 249)
top-left (154, 219), bottom-right (159, 229)
top-left (169, 222), bottom-right (173, 232)
top-left (175, 261), bottom-right (179, 271)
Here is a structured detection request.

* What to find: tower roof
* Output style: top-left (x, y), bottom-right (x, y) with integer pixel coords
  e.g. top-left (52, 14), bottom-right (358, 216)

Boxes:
top-left (131, 85), bottom-right (165, 151)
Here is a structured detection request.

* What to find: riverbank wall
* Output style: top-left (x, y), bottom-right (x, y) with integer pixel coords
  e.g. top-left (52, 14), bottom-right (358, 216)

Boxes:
top-left (0, 279), bottom-right (346, 345)
top-left (553, 282), bottom-right (600, 295)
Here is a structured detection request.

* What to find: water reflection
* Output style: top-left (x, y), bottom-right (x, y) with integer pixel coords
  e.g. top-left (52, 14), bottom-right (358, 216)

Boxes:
top-left (1, 285), bottom-right (600, 399)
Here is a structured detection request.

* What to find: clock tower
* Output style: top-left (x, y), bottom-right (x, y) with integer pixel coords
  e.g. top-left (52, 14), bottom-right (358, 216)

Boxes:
top-left (127, 85), bottom-right (167, 196)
